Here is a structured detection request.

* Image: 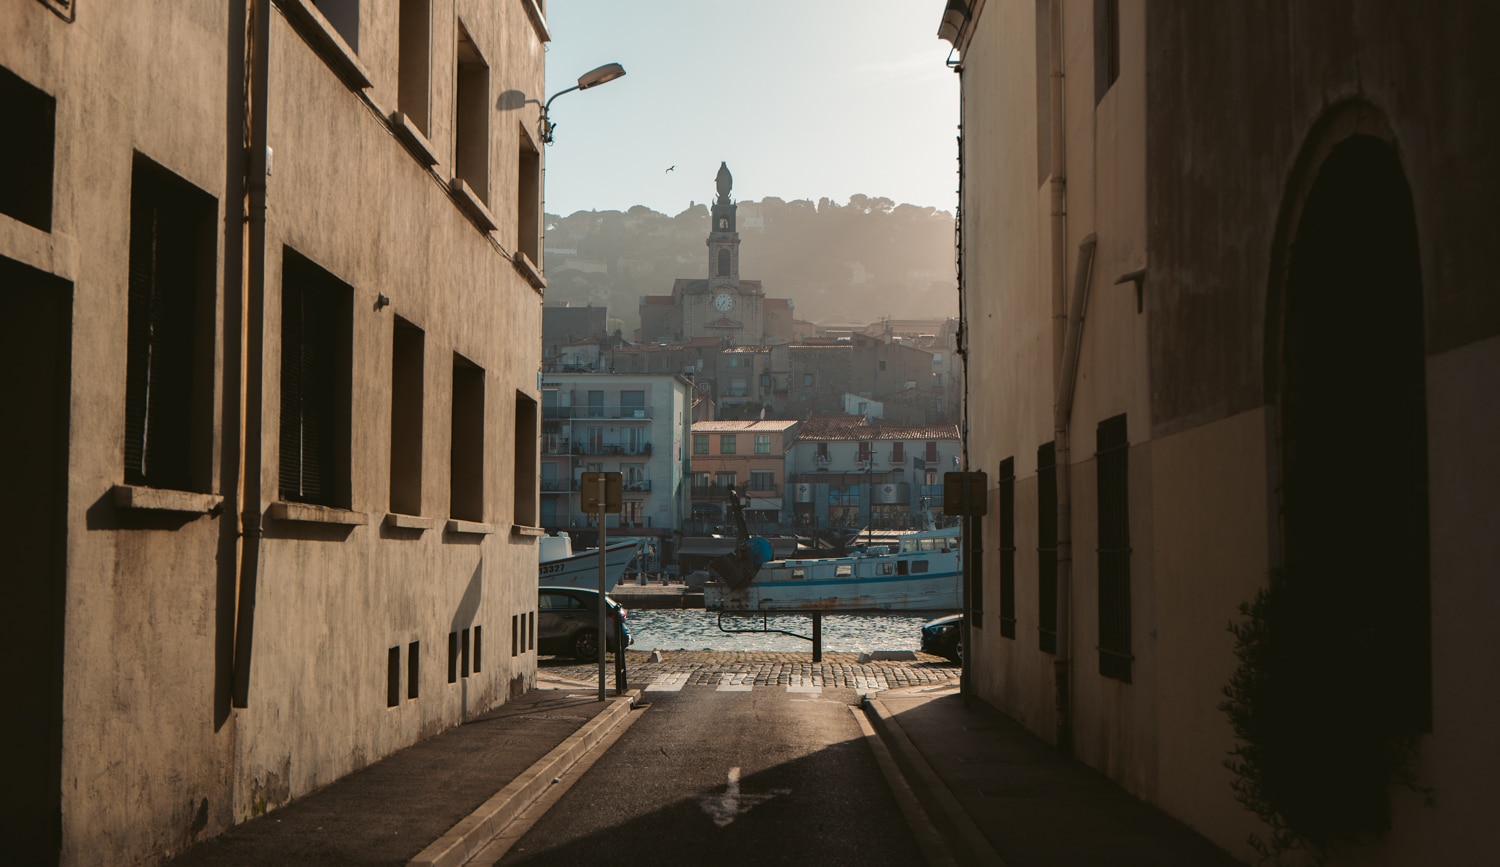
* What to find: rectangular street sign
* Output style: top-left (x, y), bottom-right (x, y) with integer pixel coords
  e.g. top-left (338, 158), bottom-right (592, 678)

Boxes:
top-left (581, 471), bottom-right (623, 512)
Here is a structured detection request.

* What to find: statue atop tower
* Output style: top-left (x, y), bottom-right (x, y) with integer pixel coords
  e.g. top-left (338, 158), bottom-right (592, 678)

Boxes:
top-left (715, 161), bottom-right (733, 203)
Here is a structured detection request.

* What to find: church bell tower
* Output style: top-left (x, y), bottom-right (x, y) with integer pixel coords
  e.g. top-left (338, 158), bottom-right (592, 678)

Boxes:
top-left (708, 161), bottom-right (740, 292)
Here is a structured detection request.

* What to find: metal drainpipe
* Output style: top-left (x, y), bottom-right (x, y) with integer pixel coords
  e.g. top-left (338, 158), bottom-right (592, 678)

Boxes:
top-left (232, 0), bottom-right (270, 708)
top-left (1047, 0), bottom-right (1075, 757)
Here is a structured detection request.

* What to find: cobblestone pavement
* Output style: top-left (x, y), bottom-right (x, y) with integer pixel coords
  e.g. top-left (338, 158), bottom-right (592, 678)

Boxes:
top-left (540, 650), bottom-right (960, 693)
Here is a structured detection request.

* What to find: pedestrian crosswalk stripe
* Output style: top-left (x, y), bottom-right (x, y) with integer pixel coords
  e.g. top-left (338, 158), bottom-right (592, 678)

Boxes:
top-left (645, 672), bottom-right (688, 692)
top-left (716, 673), bottom-right (753, 692)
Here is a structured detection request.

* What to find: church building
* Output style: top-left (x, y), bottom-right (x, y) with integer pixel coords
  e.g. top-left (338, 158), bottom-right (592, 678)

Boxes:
top-left (639, 163), bottom-right (792, 346)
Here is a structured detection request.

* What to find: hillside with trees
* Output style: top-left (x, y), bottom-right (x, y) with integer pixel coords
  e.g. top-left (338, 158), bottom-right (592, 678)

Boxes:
top-left (543, 196), bottom-right (956, 336)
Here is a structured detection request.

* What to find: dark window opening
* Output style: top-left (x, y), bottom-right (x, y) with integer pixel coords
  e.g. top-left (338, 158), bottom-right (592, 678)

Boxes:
top-left (312, 0), bottom-right (360, 51)
top-left (0, 65), bottom-right (55, 231)
top-left (473, 625), bottom-right (482, 673)
top-left (518, 131), bottom-right (540, 262)
top-left (1093, 0), bottom-right (1119, 105)
top-left (454, 24), bottom-right (490, 202)
top-left (460, 627), bottom-right (471, 678)
top-left (279, 251), bottom-right (352, 506)
top-left (397, 0), bottom-right (431, 132)
top-left (511, 614), bottom-right (520, 657)
top-left (450, 354), bottom-right (485, 521)
top-left (717, 248), bottom-right (730, 277)
top-left (1035, 0), bottom-right (1051, 186)
top-left (125, 156), bottom-right (217, 491)
top-left (447, 631), bottom-right (458, 683)
top-left (999, 457), bottom-right (1017, 639)
top-left (1096, 414), bottom-right (1132, 682)
top-left (514, 392), bottom-right (538, 526)
top-left (1038, 442), bottom-right (1057, 654)
top-left (390, 317), bottom-right (424, 515)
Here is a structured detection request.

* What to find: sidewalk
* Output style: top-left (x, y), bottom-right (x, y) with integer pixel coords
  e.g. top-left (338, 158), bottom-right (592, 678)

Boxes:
top-left (866, 682), bottom-right (1245, 866)
top-left (166, 677), bottom-right (636, 867)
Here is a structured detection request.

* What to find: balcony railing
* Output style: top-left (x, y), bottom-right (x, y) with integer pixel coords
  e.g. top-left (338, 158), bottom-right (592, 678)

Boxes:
top-left (561, 515), bottom-right (654, 529)
top-left (571, 441), bottom-right (654, 457)
top-left (623, 479), bottom-right (652, 492)
top-left (542, 478), bottom-right (654, 493)
top-left (543, 405), bottom-right (653, 420)
top-left (744, 481), bottom-right (779, 495)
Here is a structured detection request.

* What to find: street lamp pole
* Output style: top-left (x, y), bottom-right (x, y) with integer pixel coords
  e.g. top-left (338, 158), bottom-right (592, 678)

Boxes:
top-left (539, 62), bottom-right (627, 145)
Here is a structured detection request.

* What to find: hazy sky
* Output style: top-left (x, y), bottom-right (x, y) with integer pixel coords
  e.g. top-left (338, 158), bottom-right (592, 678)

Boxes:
top-left (541, 1), bottom-right (961, 218)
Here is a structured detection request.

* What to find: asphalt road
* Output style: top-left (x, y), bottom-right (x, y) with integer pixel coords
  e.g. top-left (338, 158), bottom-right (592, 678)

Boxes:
top-left (497, 683), bottom-right (924, 866)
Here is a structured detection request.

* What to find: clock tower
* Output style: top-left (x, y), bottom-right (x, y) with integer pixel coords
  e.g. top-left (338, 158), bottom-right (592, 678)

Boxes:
top-left (642, 163), bottom-right (782, 346)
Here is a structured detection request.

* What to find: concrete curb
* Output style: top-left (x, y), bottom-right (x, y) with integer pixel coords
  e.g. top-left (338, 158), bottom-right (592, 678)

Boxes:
top-left (409, 690), bottom-right (641, 867)
top-left (864, 695), bottom-right (1006, 867)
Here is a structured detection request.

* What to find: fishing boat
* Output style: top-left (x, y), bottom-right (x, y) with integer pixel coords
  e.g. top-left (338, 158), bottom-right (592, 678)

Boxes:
top-left (701, 487), bottom-right (962, 612)
top-left (538, 532), bottom-right (640, 591)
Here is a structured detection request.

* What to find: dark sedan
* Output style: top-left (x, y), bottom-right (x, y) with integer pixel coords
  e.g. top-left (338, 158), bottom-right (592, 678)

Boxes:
top-left (920, 613), bottom-right (962, 662)
top-left (538, 587), bottom-right (632, 660)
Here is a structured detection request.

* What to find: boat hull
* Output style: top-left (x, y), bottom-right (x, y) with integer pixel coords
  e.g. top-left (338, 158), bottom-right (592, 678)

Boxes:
top-left (705, 574), bottom-right (961, 612)
top-left (705, 526), bottom-right (963, 612)
top-left (539, 539), bottom-right (639, 591)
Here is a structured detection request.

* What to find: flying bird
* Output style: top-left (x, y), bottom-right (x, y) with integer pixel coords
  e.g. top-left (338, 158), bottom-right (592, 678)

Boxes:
top-left (665, 165), bottom-right (675, 173)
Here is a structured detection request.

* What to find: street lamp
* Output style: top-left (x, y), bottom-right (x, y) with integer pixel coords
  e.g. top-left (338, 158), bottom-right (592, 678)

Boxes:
top-left (539, 62), bottom-right (627, 145)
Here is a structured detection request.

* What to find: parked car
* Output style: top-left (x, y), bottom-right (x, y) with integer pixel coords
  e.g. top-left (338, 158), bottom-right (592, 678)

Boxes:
top-left (538, 586), bottom-right (632, 660)
top-left (920, 613), bottom-right (963, 662)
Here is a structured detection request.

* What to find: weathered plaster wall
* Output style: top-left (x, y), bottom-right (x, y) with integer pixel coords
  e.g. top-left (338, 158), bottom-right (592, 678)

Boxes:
top-left (1, 0), bottom-right (549, 861)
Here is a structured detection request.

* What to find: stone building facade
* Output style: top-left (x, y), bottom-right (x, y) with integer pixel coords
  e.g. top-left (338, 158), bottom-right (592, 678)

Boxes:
top-left (2, 1), bottom-right (550, 861)
top-left (942, 1), bottom-right (1500, 863)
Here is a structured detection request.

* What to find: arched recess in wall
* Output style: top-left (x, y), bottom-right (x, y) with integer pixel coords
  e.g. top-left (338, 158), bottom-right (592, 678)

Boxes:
top-left (718, 248), bottom-right (731, 277)
top-left (1265, 101), bottom-right (1431, 734)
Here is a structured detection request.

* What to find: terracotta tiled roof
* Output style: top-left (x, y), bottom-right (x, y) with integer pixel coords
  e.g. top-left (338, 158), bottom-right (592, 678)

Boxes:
top-left (795, 413), bottom-right (959, 442)
top-left (692, 420), bottom-right (800, 432)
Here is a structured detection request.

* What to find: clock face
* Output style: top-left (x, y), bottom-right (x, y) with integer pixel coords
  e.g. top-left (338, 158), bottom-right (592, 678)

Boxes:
top-left (713, 292), bottom-right (734, 312)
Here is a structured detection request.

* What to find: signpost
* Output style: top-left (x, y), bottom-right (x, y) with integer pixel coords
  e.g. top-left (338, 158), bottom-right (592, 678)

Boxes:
top-left (581, 471), bottom-right (622, 701)
top-left (944, 470), bottom-right (988, 705)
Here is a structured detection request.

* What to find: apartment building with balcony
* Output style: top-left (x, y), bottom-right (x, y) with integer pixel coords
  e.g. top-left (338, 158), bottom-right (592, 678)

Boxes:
top-left (785, 414), bottom-right (959, 532)
top-left (687, 419), bottom-right (800, 528)
top-left (541, 373), bottom-right (692, 540)
top-left (1, 1), bottom-right (550, 861)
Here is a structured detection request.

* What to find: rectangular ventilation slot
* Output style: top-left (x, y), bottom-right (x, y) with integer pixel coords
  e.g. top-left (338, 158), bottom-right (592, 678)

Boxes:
top-left (460, 627), bottom-right (470, 678)
top-left (386, 646), bottom-right (400, 707)
top-left (407, 640), bottom-right (420, 700)
top-left (511, 614), bottom-right (519, 657)
top-left (447, 631), bottom-right (458, 683)
top-left (473, 625), bottom-right (482, 673)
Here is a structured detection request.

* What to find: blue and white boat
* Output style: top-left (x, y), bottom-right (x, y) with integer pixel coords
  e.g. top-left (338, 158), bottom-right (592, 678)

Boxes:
top-left (702, 491), bottom-right (962, 612)
top-left (538, 533), bottom-right (640, 591)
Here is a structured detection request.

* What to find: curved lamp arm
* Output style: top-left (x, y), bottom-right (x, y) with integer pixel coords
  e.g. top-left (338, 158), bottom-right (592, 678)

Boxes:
top-left (540, 62), bottom-right (626, 144)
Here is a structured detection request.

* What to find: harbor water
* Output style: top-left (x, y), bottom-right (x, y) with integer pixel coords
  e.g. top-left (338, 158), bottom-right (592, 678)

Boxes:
top-left (623, 608), bottom-right (944, 654)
